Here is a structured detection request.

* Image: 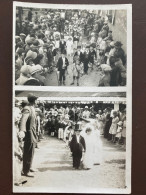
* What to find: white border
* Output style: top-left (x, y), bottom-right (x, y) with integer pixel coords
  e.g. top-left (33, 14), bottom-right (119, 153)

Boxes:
top-left (13, 1), bottom-right (132, 194)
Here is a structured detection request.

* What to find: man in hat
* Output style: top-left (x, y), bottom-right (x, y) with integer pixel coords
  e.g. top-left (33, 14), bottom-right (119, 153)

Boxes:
top-left (114, 41), bottom-right (126, 65)
top-left (82, 46), bottom-right (90, 74)
top-left (56, 50), bottom-right (69, 85)
top-left (70, 124), bottom-right (86, 169)
top-left (88, 45), bottom-right (97, 70)
top-left (20, 93), bottom-right (38, 177)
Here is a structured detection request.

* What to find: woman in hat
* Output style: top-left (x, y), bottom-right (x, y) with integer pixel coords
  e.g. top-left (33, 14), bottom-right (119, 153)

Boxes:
top-left (16, 65), bottom-right (31, 85)
top-left (70, 124), bottom-right (86, 170)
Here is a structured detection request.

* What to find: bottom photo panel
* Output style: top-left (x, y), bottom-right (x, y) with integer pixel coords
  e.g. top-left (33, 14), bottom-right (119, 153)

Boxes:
top-left (13, 91), bottom-right (130, 193)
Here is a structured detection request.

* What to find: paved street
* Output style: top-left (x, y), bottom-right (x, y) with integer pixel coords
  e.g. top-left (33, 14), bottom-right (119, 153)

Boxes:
top-left (14, 135), bottom-right (126, 193)
top-left (44, 41), bottom-right (101, 86)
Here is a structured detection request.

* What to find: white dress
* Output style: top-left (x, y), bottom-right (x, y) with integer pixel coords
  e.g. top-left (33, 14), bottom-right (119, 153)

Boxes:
top-left (66, 39), bottom-right (73, 55)
top-left (83, 133), bottom-right (94, 169)
top-left (93, 130), bottom-right (103, 164)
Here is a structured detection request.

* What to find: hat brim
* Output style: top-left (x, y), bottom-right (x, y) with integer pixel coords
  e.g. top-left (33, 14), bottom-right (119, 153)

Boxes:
top-left (74, 129), bottom-right (82, 131)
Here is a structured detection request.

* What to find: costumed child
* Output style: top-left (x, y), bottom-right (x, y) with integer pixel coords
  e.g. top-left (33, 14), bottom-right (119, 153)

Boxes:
top-left (115, 121), bottom-right (123, 145)
top-left (109, 110), bottom-right (119, 143)
top-left (71, 59), bottom-right (81, 86)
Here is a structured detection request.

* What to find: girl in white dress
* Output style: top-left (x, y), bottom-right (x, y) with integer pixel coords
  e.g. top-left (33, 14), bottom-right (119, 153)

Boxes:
top-left (66, 36), bottom-right (73, 56)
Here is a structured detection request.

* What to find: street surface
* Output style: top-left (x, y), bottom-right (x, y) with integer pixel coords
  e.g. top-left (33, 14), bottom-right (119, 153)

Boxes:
top-left (14, 135), bottom-right (126, 193)
top-left (44, 55), bottom-right (101, 86)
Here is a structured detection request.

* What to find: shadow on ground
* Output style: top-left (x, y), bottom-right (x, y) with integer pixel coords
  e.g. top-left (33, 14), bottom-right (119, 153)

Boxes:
top-left (105, 159), bottom-right (126, 164)
top-left (38, 166), bottom-right (73, 172)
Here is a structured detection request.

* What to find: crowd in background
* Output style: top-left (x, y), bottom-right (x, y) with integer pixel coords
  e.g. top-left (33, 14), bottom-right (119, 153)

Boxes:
top-left (15, 8), bottom-right (127, 86)
top-left (14, 95), bottom-right (126, 185)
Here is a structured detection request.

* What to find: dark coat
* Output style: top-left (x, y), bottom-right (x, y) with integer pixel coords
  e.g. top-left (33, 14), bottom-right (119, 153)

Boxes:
top-left (74, 51), bottom-right (84, 63)
top-left (88, 50), bottom-right (97, 64)
top-left (57, 57), bottom-right (69, 71)
top-left (70, 135), bottom-right (86, 153)
top-left (47, 50), bottom-right (54, 66)
top-left (59, 41), bottom-right (66, 52)
top-left (114, 48), bottom-right (126, 65)
top-left (83, 52), bottom-right (90, 64)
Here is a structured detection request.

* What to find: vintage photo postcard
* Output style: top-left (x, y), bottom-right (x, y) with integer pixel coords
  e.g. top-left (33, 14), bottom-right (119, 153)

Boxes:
top-left (13, 2), bottom-right (132, 88)
top-left (12, 1), bottom-right (132, 194)
top-left (13, 90), bottom-right (131, 193)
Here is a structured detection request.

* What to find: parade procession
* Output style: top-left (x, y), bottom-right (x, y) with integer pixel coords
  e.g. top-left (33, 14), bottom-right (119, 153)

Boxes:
top-left (15, 7), bottom-right (127, 86)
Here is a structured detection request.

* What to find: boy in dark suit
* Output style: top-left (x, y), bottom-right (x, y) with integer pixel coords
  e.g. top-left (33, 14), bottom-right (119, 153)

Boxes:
top-left (70, 124), bottom-right (86, 169)
top-left (56, 50), bottom-right (69, 85)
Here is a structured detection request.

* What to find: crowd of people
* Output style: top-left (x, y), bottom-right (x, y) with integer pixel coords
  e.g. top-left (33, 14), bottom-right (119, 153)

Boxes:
top-left (14, 93), bottom-right (126, 186)
top-left (15, 8), bottom-right (127, 86)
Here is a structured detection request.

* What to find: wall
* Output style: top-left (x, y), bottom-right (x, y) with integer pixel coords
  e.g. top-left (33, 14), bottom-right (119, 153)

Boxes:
top-left (108, 10), bottom-right (127, 53)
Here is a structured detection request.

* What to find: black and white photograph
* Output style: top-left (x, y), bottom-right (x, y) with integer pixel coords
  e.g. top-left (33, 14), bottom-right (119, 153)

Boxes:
top-left (13, 91), bottom-right (130, 193)
top-left (12, 2), bottom-right (132, 194)
top-left (14, 2), bottom-right (129, 87)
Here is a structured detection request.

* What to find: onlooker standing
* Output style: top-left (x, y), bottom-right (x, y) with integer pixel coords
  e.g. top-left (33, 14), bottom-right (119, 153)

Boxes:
top-left (20, 93), bottom-right (38, 177)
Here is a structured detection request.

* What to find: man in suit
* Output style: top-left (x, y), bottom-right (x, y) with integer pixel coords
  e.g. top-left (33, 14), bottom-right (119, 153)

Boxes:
top-left (59, 36), bottom-right (66, 54)
top-left (56, 50), bottom-right (69, 85)
top-left (83, 46), bottom-right (90, 74)
top-left (70, 124), bottom-right (86, 169)
top-left (89, 45), bottom-right (97, 70)
top-left (19, 93), bottom-right (38, 177)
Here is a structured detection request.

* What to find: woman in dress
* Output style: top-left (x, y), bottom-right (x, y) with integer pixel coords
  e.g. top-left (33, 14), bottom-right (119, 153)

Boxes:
top-left (83, 125), bottom-right (94, 170)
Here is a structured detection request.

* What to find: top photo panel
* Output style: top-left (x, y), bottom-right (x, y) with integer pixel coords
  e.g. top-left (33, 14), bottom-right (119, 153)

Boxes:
top-left (14, 3), bottom-right (131, 87)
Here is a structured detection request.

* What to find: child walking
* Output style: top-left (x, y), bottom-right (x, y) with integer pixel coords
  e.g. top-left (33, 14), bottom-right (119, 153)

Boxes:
top-left (71, 59), bottom-right (81, 86)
